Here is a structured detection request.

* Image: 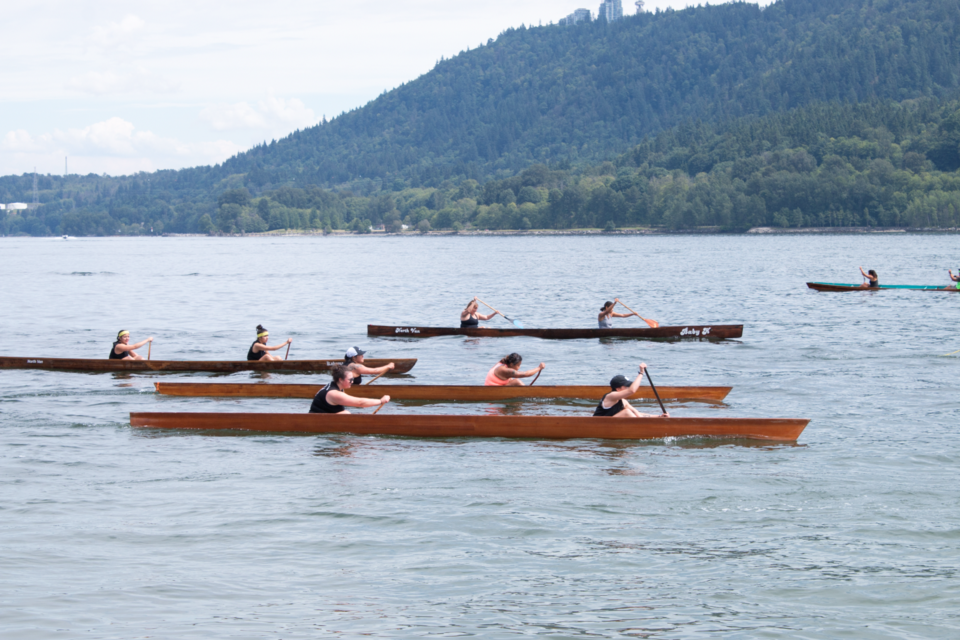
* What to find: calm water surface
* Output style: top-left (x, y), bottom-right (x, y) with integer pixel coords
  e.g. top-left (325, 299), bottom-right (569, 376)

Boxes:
top-left (1, 234), bottom-right (958, 638)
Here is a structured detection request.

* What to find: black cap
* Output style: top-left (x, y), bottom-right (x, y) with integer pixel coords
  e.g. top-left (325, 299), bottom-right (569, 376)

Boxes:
top-left (345, 346), bottom-right (366, 359)
top-left (610, 374), bottom-right (631, 389)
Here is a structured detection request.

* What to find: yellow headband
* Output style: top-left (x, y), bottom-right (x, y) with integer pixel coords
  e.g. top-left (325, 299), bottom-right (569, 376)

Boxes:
top-left (257, 331), bottom-right (268, 338)
top-left (117, 330), bottom-right (129, 338)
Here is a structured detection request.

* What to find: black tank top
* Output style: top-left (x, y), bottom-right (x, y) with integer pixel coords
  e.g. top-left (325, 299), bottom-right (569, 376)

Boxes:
top-left (109, 341), bottom-right (130, 359)
top-left (868, 277), bottom-right (879, 288)
top-left (461, 314), bottom-right (479, 328)
top-left (310, 382), bottom-right (346, 413)
top-left (593, 392), bottom-right (625, 417)
top-left (247, 341), bottom-right (265, 361)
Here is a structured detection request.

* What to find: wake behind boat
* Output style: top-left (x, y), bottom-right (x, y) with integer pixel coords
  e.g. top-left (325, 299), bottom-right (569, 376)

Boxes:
top-left (368, 324), bottom-right (743, 340)
top-left (153, 382), bottom-right (733, 403)
top-left (806, 282), bottom-right (958, 292)
top-left (130, 411), bottom-right (808, 442)
top-left (0, 356), bottom-right (417, 374)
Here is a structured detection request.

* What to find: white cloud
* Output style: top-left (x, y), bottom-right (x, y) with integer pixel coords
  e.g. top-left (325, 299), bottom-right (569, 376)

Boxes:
top-left (0, 117), bottom-right (243, 176)
top-left (91, 14), bottom-right (145, 46)
top-left (199, 95), bottom-right (317, 132)
top-left (67, 67), bottom-right (180, 96)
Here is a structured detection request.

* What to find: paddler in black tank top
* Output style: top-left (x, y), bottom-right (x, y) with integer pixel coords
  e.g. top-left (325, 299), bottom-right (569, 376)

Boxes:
top-left (309, 365), bottom-right (391, 414)
top-left (593, 364), bottom-right (670, 418)
top-left (859, 267), bottom-right (879, 289)
top-left (109, 330), bottom-right (153, 360)
top-left (343, 346), bottom-right (394, 384)
top-left (460, 297), bottom-right (499, 328)
top-left (247, 324), bottom-right (292, 361)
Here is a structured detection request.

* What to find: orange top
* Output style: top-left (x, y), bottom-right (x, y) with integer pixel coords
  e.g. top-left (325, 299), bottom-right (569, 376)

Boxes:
top-left (484, 363), bottom-right (510, 386)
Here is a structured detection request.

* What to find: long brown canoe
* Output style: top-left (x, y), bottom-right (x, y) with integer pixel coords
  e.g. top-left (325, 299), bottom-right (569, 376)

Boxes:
top-left (807, 282), bottom-right (958, 292)
top-left (368, 324), bottom-right (742, 340)
top-left (0, 356), bottom-right (416, 374)
top-left (153, 382), bottom-right (732, 403)
top-left (130, 412), bottom-right (808, 442)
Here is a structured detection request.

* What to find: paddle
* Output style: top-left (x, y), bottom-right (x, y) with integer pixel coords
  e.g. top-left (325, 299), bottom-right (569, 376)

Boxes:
top-left (529, 368), bottom-right (542, 387)
top-left (643, 366), bottom-right (668, 416)
top-left (476, 297), bottom-right (524, 329)
top-left (365, 370), bottom-right (387, 385)
top-left (372, 401), bottom-right (386, 415)
top-left (616, 300), bottom-right (659, 329)
top-left (284, 340), bottom-right (291, 360)
top-left (147, 340), bottom-right (151, 361)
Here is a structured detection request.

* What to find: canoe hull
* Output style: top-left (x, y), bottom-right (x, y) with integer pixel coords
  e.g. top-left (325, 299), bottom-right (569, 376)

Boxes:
top-left (806, 282), bottom-right (957, 292)
top-left (0, 356), bottom-right (416, 374)
top-left (368, 324), bottom-right (743, 340)
top-left (153, 383), bottom-right (733, 403)
top-left (130, 412), bottom-right (808, 442)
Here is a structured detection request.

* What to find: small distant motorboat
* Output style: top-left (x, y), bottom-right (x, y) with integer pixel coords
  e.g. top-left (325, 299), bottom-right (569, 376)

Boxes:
top-left (807, 282), bottom-right (958, 292)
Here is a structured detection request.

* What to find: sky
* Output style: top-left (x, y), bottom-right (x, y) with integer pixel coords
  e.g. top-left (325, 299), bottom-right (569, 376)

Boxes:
top-left (0, 0), bottom-right (773, 178)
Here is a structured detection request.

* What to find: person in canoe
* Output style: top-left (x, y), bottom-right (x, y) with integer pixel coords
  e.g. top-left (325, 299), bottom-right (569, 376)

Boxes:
top-left (594, 364), bottom-right (670, 418)
top-left (859, 267), bottom-right (879, 288)
top-left (309, 365), bottom-right (390, 414)
top-left (247, 324), bottom-right (292, 361)
top-left (343, 346), bottom-right (394, 384)
top-left (946, 269), bottom-right (960, 290)
top-left (484, 353), bottom-right (545, 386)
top-left (461, 297), bottom-right (499, 328)
top-left (110, 330), bottom-right (153, 360)
top-left (598, 298), bottom-right (638, 328)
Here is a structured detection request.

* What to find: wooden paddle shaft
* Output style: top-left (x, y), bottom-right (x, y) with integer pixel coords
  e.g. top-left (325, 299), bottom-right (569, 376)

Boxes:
top-left (372, 401), bottom-right (386, 414)
top-left (365, 370), bottom-right (387, 385)
top-left (529, 368), bottom-right (542, 386)
top-left (284, 342), bottom-right (291, 360)
top-left (148, 341), bottom-right (151, 361)
top-left (616, 300), bottom-right (657, 327)
top-left (475, 297), bottom-right (502, 316)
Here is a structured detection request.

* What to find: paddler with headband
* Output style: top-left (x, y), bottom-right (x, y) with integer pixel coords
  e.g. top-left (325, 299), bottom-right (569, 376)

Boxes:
top-left (110, 330), bottom-right (153, 360)
top-left (247, 324), bottom-right (292, 361)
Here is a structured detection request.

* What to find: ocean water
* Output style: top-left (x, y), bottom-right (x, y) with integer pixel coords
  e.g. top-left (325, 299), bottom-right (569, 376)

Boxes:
top-left (1, 234), bottom-right (958, 639)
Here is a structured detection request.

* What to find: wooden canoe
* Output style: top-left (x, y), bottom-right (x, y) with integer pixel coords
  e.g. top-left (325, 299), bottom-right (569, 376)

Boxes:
top-left (368, 324), bottom-right (743, 340)
top-left (153, 382), bottom-right (733, 403)
top-left (0, 356), bottom-right (416, 374)
top-left (807, 282), bottom-right (958, 292)
top-left (130, 411), bottom-right (809, 442)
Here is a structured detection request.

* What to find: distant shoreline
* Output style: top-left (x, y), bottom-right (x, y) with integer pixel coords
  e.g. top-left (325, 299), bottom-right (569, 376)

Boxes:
top-left (6, 226), bottom-right (960, 239)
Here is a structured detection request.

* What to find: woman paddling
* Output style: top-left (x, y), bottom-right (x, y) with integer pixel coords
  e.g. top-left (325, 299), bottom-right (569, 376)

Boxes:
top-left (110, 330), bottom-right (153, 360)
top-left (309, 365), bottom-right (390, 414)
top-left (343, 346), bottom-right (394, 384)
top-left (484, 353), bottom-right (544, 386)
top-left (461, 297), bottom-right (499, 328)
top-left (946, 269), bottom-right (960, 290)
top-left (593, 364), bottom-right (670, 418)
top-left (598, 298), bottom-right (638, 328)
top-left (859, 267), bottom-right (879, 288)
top-left (247, 324), bottom-right (292, 361)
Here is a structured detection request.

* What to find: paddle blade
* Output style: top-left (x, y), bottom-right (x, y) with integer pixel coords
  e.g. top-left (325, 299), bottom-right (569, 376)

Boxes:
top-left (643, 318), bottom-right (659, 328)
top-left (511, 318), bottom-right (524, 329)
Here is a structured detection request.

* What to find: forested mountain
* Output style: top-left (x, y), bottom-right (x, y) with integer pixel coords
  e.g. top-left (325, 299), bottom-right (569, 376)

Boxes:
top-left (2, 0), bottom-right (960, 235)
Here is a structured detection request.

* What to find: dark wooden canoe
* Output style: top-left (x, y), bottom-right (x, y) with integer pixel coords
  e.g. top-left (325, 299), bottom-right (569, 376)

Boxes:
top-left (0, 356), bottom-right (416, 374)
top-left (368, 324), bottom-right (743, 340)
top-left (130, 411), bottom-right (808, 442)
top-left (807, 282), bottom-right (958, 292)
top-left (153, 382), bottom-right (732, 403)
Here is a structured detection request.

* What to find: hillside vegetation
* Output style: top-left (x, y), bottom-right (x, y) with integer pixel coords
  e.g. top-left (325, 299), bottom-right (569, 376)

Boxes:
top-left (1, 0), bottom-right (960, 235)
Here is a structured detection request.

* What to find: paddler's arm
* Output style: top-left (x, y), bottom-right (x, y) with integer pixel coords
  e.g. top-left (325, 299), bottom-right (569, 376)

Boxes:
top-left (261, 338), bottom-right (292, 351)
top-left (326, 389), bottom-right (390, 409)
top-left (117, 337), bottom-right (153, 352)
top-left (477, 312), bottom-right (498, 320)
top-left (352, 362), bottom-right (395, 375)
top-left (517, 363), bottom-right (545, 378)
top-left (606, 364), bottom-right (647, 402)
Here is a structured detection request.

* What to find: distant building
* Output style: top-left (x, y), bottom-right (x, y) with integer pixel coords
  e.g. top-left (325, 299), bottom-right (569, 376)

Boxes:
top-left (7, 203), bottom-right (28, 212)
top-left (0, 204), bottom-right (5, 210)
top-left (560, 8), bottom-right (591, 25)
top-left (635, 0), bottom-right (645, 13)
top-left (598, 0), bottom-right (623, 22)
